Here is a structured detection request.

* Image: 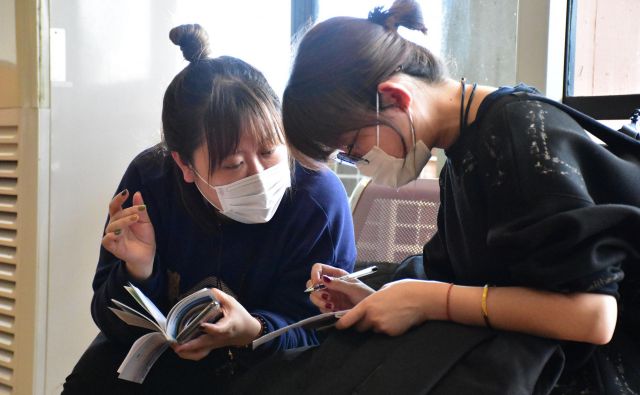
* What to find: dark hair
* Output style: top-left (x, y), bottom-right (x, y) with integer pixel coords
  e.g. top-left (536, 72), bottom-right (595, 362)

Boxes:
top-left (162, 24), bottom-right (284, 229)
top-left (283, 0), bottom-right (445, 167)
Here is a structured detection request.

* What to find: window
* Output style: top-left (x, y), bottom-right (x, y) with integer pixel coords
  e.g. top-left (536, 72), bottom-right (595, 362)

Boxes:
top-left (564, 0), bottom-right (640, 124)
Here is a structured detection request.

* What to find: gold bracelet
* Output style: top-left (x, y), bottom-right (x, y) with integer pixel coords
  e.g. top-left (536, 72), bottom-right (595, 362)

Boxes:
top-left (481, 284), bottom-right (492, 329)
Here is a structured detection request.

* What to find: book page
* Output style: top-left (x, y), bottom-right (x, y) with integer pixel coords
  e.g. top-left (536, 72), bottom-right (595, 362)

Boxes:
top-left (117, 332), bottom-right (170, 384)
top-left (165, 288), bottom-right (215, 338)
top-left (108, 305), bottom-right (161, 332)
top-left (125, 284), bottom-right (167, 331)
top-left (174, 301), bottom-right (222, 344)
top-left (252, 310), bottom-right (349, 350)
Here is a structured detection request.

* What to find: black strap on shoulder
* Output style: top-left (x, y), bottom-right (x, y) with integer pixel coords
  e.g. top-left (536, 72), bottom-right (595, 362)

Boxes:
top-left (513, 91), bottom-right (640, 158)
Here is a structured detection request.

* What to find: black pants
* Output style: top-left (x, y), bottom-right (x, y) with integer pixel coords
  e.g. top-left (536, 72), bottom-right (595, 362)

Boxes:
top-left (228, 322), bottom-right (564, 395)
top-left (62, 333), bottom-right (234, 395)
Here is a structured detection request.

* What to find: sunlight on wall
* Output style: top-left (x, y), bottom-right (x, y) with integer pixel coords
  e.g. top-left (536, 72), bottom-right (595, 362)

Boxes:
top-left (78, 0), bottom-right (151, 85)
top-left (173, 1), bottom-right (291, 97)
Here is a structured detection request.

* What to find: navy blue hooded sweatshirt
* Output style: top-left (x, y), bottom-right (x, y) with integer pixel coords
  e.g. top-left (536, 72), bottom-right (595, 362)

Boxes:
top-left (91, 146), bottom-right (356, 356)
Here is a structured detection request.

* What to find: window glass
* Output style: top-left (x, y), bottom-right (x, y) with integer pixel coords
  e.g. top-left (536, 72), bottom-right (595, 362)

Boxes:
top-left (568, 0), bottom-right (640, 96)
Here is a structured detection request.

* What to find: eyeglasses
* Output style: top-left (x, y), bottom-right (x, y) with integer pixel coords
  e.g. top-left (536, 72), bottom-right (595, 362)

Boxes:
top-left (335, 151), bottom-right (369, 167)
top-left (333, 129), bottom-right (369, 167)
top-left (333, 91), bottom-right (390, 168)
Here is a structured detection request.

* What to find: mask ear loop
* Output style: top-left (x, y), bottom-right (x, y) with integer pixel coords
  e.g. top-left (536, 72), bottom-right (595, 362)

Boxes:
top-left (190, 166), bottom-right (223, 211)
top-left (407, 108), bottom-right (417, 174)
top-left (376, 91), bottom-right (380, 147)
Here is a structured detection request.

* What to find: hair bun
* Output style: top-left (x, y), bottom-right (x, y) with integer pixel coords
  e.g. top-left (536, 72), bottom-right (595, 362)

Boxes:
top-left (169, 24), bottom-right (211, 63)
top-left (368, 0), bottom-right (427, 34)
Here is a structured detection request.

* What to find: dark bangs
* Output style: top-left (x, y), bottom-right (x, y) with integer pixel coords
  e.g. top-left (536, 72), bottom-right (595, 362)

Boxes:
top-left (203, 77), bottom-right (284, 175)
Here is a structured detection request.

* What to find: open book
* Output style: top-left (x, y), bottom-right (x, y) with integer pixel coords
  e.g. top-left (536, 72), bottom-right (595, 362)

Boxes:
top-left (109, 283), bottom-right (222, 383)
top-left (252, 310), bottom-right (349, 349)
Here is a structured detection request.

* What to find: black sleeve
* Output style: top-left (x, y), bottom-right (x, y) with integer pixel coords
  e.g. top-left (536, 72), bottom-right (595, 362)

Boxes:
top-left (423, 178), bottom-right (454, 282)
top-left (482, 99), bottom-right (640, 296)
top-left (90, 156), bottom-right (167, 345)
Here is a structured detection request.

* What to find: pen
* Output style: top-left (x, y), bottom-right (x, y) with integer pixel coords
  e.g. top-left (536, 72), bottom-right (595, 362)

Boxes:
top-left (304, 266), bottom-right (378, 293)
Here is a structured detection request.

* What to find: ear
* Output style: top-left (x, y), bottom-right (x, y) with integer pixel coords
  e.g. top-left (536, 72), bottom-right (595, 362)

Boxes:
top-left (378, 80), bottom-right (412, 111)
top-left (171, 151), bottom-right (195, 183)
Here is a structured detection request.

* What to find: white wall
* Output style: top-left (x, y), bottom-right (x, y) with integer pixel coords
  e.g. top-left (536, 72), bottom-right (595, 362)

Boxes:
top-left (47, 1), bottom-right (178, 392)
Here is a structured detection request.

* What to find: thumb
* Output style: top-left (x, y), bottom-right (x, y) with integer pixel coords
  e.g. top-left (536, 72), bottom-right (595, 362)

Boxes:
top-left (211, 288), bottom-right (234, 308)
top-left (200, 317), bottom-right (229, 336)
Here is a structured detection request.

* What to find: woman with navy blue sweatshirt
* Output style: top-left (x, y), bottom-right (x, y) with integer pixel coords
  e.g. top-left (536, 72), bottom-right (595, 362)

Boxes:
top-left (62, 24), bottom-right (355, 394)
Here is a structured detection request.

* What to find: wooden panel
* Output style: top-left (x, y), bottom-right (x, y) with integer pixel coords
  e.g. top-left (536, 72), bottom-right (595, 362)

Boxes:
top-left (0, 164), bottom-right (18, 179)
top-left (0, 180), bottom-right (16, 197)
top-left (0, 332), bottom-right (14, 350)
top-left (0, 146), bottom-right (17, 162)
top-left (0, 265), bottom-right (14, 283)
top-left (0, 231), bottom-right (16, 248)
top-left (0, 299), bottom-right (15, 317)
top-left (574, 0), bottom-right (640, 96)
top-left (0, 214), bottom-right (16, 230)
top-left (0, 197), bottom-right (16, 214)
top-left (0, 129), bottom-right (17, 145)
top-left (0, 282), bottom-right (15, 300)
top-left (0, 250), bottom-right (16, 266)
top-left (0, 369), bottom-right (12, 387)
top-left (0, 316), bottom-right (14, 335)
top-left (0, 112), bottom-right (19, 128)
top-left (0, 349), bottom-right (13, 368)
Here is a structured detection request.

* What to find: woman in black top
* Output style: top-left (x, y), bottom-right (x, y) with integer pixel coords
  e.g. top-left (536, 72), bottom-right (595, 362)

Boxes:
top-left (262, 0), bottom-right (640, 393)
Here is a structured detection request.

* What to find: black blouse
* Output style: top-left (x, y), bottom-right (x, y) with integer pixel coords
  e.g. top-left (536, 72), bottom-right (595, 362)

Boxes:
top-left (424, 85), bottom-right (639, 296)
top-left (423, 85), bottom-right (640, 391)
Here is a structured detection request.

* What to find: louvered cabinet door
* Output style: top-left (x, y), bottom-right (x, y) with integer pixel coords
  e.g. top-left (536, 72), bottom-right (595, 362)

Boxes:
top-left (0, 108), bottom-right (29, 394)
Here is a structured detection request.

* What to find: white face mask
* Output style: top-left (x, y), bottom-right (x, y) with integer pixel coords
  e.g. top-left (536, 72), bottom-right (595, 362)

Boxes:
top-left (192, 161), bottom-right (291, 224)
top-left (355, 94), bottom-right (432, 188)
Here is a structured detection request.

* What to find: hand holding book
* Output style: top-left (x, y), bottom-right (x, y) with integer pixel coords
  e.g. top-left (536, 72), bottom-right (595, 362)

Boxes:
top-left (252, 310), bottom-right (349, 349)
top-left (172, 287), bottom-right (266, 361)
top-left (110, 284), bottom-right (222, 383)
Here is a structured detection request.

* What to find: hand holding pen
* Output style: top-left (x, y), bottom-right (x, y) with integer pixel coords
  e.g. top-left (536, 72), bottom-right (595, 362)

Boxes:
top-left (306, 264), bottom-right (378, 313)
top-left (305, 266), bottom-right (378, 293)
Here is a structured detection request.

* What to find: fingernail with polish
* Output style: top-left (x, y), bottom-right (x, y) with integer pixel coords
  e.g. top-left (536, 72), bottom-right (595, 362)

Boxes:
top-left (322, 275), bottom-right (332, 283)
top-left (325, 303), bottom-right (333, 309)
top-left (114, 229), bottom-right (122, 235)
top-left (321, 293), bottom-right (329, 300)
top-left (138, 205), bottom-right (146, 211)
top-left (120, 189), bottom-right (128, 196)
top-left (131, 215), bottom-right (139, 221)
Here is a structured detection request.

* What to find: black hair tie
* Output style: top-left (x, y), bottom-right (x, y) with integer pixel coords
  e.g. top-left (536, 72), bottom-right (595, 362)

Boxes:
top-left (368, 6), bottom-right (390, 26)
